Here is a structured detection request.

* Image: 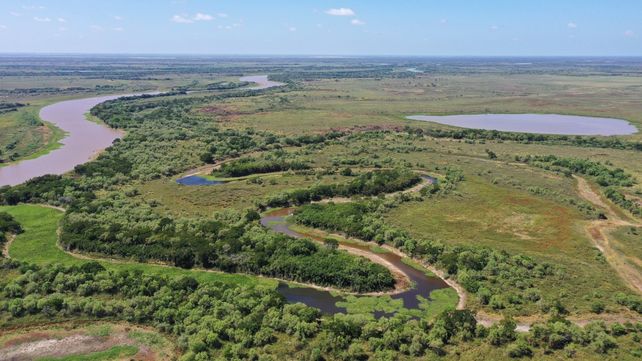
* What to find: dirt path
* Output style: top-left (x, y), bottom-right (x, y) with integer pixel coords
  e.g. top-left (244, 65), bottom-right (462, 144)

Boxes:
top-left (574, 175), bottom-right (642, 294)
top-left (2, 234), bottom-right (15, 258)
top-left (0, 324), bottom-right (164, 361)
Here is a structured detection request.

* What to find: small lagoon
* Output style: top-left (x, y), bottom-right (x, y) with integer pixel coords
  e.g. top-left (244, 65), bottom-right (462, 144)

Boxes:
top-left (407, 113), bottom-right (638, 136)
top-left (176, 175), bottom-right (225, 186)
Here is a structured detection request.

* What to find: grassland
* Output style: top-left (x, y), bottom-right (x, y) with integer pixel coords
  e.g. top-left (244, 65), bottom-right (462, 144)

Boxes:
top-left (137, 172), bottom-right (351, 217)
top-left (205, 74), bottom-right (642, 141)
top-left (0, 322), bottom-right (175, 361)
top-left (0, 104), bottom-right (65, 166)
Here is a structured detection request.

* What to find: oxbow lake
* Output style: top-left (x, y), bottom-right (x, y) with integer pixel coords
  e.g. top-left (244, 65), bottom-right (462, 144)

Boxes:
top-left (176, 175), bottom-right (225, 186)
top-left (406, 113), bottom-right (638, 136)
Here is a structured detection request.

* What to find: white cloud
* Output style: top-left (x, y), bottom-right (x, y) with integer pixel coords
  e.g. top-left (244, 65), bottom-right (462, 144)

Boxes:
top-left (490, 25), bottom-right (499, 31)
top-left (288, 26), bottom-right (297, 32)
top-left (193, 13), bottom-right (214, 21)
top-left (57, 17), bottom-right (66, 23)
top-left (113, 27), bottom-right (124, 32)
top-left (325, 8), bottom-right (355, 16)
top-left (351, 19), bottom-right (365, 26)
top-left (624, 30), bottom-right (635, 37)
top-left (22, 5), bottom-right (45, 11)
top-left (171, 14), bottom-right (193, 23)
top-left (567, 22), bottom-right (577, 29)
top-left (440, 18), bottom-right (448, 24)
top-left (33, 16), bottom-right (51, 22)
top-left (171, 13), bottom-right (216, 24)
top-left (217, 13), bottom-right (228, 18)
top-left (10, 11), bottom-right (21, 17)
top-left (0, 25), bottom-right (6, 30)
top-left (114, 15), bottom-right (123, 21)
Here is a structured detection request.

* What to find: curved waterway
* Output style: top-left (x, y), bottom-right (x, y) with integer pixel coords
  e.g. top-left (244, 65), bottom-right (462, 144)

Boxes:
top-left (261, 208), bottom-right (450, 317)
top-left (0, 75), bottom-right (284, 187)
top-left (0, 94), bottom-right (142, 186)
top-left (240, 75), bottom-right (285, 90)
top-left (407, 114), bottom-right (638, 136)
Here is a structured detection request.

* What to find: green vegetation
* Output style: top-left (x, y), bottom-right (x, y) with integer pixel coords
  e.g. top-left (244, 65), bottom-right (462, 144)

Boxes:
top-left (262, 168), bottom-right (421, 208)
top-left (3, 57), bottom-right (642, 359)
top-left (212, 155), bottom-right (310, 177)
top-left (36, 346), bottom-right (139, 361)
top-left (293, 200), bottom-right (561, 315)
top-left (517, 155), bottom-right (641, 216)
top-left (3, 259), bottom-right (636, 360)
top-left (0, 105), bottom-right (65, 165)
top-left (0, 212), bottom-right (21, 246)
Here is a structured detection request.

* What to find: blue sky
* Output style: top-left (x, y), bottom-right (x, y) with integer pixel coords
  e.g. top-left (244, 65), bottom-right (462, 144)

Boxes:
top-left (0, 0), bottom-right (640, 55)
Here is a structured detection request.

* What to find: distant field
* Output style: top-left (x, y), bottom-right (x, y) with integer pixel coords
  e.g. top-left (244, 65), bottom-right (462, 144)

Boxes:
top-left (210, 74), bottom-right (642, 143)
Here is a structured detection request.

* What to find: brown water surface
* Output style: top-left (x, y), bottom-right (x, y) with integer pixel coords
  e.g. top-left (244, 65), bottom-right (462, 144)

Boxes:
top-left (0, 95), bottom-right (134, 186)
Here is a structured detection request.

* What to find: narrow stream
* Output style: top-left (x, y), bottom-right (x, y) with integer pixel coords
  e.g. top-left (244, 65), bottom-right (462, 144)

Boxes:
top-left (261, 208), bottom-right (451, 317)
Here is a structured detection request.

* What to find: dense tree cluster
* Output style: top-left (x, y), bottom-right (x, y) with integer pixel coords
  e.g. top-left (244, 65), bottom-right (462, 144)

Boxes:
top-left (1, 260), bottom-right (636, 360)
top-left (214, 156), bottom-right (310, 178)
top-left (60, 203), bottom-right (393, 293)
top-left (262, 169), bottom-right (421, 208)
top-left (0, 212), bottom-right (21, 246)
top-left (0, 175), bottom-right (82, 206)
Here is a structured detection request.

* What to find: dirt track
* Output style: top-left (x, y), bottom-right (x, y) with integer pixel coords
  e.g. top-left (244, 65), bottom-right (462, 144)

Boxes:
top-left (574, 175), bottom-right (642, 294)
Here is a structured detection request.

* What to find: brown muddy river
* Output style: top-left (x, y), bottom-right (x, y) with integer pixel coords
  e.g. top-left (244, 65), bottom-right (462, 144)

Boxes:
top-left (240, 75), bottom-right (285, 90)
top-left (0, 75), bottom-right (284, 187)
top-left (0, 95), bottom-right (128, 186)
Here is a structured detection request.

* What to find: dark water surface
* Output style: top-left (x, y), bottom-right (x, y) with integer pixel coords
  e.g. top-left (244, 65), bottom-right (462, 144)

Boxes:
top-left (176, 175), bottom-right (225, 186)
top-left (407, 113), bottom-right (638, 136)
top-left (261, 208), bottom-right (450, 317)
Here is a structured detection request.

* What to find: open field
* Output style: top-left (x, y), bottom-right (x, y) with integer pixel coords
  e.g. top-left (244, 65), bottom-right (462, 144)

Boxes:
top-left (0, 322), bottom-right (175, 361)
top-left (137, 172), bottom-right (352, 217)
top-left (210, 74), bottom-right (642, 141)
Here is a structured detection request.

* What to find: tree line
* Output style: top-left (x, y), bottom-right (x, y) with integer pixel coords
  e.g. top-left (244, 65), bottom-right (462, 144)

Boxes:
top-left (404, 125), bottom-right (642, 152)
top-left (1, 259), bottom-right (636, 360)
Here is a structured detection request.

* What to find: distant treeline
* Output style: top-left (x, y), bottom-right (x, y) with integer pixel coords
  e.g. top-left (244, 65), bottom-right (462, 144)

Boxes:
top-left (404, 126), bottom-right (642, 152)
top-left (213, 157), bottom-right (310, 177)
top-left (0, 102), bottom-right (26, 114)
top-left (270, 68), bottom-right (415, 82)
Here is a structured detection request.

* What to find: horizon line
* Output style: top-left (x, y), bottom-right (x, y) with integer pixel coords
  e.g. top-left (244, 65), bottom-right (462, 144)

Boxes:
top-left (1, 52), bottom-right (642, 59)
